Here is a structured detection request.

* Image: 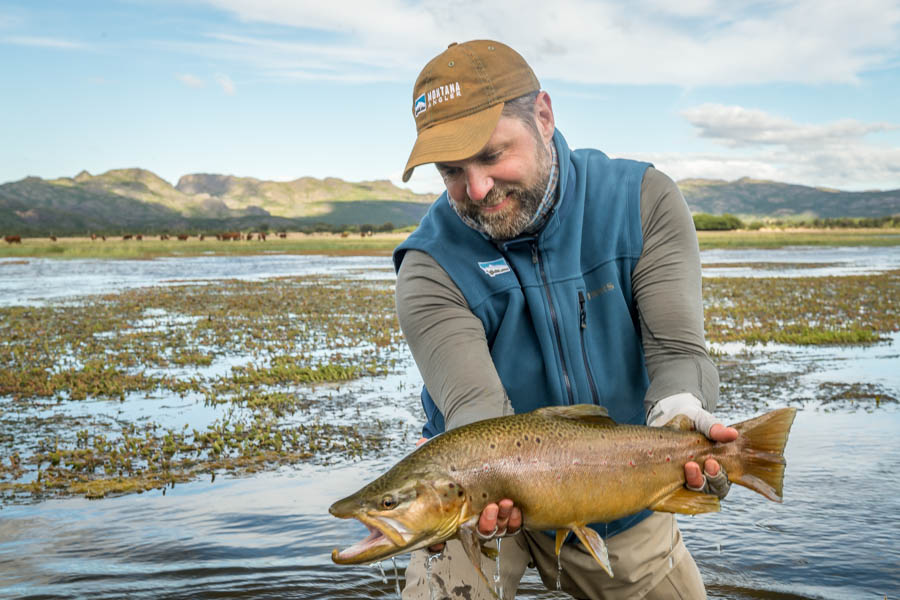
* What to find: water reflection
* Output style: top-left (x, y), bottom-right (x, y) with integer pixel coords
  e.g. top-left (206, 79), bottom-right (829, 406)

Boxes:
top-left (2, 244), bottom-right (898, 307)
top-left (700, 246), bottom-right (900, 278)
top-left (0, 255), bottom-right (394, 306)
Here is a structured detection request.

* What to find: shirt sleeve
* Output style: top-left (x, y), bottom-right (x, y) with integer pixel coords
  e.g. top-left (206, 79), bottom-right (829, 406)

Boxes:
top-left (395, 249), bottom-right (512, 432)
top-left (633, 167), bottom-right (719, 416)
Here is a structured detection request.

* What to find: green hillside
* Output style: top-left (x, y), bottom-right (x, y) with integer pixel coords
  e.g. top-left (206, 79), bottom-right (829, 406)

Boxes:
top-left (0, 169), bottom-right (435, 235)
top-left (175, 174), bottom-right (431, 218)
top-left (679, 177), bottom-right (900, 219)
top-left (3, 168), bottom-right (898, 237)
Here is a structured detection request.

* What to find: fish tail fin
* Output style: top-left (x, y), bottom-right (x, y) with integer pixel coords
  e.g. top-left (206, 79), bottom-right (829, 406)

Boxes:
top-left (730, 407), bottom-right (798, 502)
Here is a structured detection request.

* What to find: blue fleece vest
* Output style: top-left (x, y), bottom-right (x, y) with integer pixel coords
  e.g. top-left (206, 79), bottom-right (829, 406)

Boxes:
top-left (393, 129), bottom-right (653, 538)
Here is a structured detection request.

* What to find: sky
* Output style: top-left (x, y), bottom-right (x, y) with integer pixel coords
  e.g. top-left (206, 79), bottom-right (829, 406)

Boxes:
top-left (1, 0), bottom-right (899, 195)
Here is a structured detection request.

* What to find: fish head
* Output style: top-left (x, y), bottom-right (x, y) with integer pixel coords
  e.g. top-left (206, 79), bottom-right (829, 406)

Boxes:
top-left (329, 466), bottom-right (470, 564)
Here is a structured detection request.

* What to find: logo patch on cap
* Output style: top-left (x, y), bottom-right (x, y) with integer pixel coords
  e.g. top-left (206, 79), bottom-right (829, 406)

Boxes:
top-left (414, 94), bottom-right (427, 118)
top-left (478, 258), bottom-right (511, 277)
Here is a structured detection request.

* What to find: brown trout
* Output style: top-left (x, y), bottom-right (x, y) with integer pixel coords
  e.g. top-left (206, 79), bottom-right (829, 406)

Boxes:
top-left (329, 404), bottom-right (796, 582)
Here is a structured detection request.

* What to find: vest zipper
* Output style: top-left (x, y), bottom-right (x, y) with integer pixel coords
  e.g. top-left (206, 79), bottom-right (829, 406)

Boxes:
top-left (578, 291), bottom-right (601, 405)
top-left (532, 242), bottom-right (574, 404)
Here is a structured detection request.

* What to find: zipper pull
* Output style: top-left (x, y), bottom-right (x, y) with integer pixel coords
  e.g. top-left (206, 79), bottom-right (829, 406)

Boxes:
top-left (578, 291), bottom-right (587, 329)
top-left (531, 243), bottom-right (538, 264)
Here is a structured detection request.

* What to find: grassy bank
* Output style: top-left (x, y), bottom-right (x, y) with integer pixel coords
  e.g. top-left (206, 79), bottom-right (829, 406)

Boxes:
top-left (2, 229), bottom-right (899, 259)
top-left (0, 232), bottom-right (408, 260)
top-left (696, 228), bottom-right (900, 249)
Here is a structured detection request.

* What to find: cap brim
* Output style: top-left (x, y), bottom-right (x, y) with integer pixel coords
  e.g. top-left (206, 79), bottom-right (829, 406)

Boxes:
top-left (402, 103), bottom-right (505, 182)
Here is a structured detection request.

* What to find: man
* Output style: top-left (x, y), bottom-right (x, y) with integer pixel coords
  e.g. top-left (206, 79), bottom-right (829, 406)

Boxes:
top-left (392, 40), bottom-right (737, 599)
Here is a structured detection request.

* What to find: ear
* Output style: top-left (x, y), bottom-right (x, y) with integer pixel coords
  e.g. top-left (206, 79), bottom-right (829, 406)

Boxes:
top-left (533, 91), bottom-right (555, 145)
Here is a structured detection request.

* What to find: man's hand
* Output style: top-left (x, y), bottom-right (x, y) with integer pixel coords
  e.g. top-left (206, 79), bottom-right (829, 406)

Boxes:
top-left (683, 423), bottom-right (738, 498)
top-left (647, 394), bottom-right (739, 500)
top-left (426, 499), bottom-right (523, 553)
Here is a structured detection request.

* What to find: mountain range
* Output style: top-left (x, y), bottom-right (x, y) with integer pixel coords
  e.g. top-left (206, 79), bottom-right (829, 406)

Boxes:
top-left (1, 169), bottom-right (897, 235)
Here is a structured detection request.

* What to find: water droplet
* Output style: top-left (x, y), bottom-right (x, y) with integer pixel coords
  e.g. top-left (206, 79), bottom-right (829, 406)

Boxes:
top-left (425, 551), bottom-right (442, 600)
top-left (494, 537), bottom-right (503, 598)
top-left (556, 551), bottom-right (563, 590)
top-left (392, 557), bottom-right (401, 599)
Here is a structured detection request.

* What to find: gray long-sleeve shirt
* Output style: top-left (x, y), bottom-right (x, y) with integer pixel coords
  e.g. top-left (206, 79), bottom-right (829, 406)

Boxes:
top-left (396, 167), bottom-right (718, 433)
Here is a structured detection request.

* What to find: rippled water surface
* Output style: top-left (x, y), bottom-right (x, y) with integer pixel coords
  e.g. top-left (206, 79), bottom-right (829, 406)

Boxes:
top-left (1, 250), bottom-right (898, 599)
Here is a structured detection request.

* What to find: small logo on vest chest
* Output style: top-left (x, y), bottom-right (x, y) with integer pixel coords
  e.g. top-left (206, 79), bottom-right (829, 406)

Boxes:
top-left (478, 258), bottom-right (511, 277)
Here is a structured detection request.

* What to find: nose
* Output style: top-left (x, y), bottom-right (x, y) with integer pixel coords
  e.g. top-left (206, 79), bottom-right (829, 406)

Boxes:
top-left (464, 166), bottom-right (493, 202)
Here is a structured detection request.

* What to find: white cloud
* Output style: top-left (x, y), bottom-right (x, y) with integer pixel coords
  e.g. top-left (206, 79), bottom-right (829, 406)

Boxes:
top-left (193, 0), bottom-right (900, 85)
top-left (392, 164), bottom-right (445, 195)
top-left (1, 35), bottom-right (85, 49)
top-left (634, 104), bottom-right (900, 190)
top-left (177, 73), bottom-right (205, 88)
top-left (215, 73), bottom-right (236, 95)
top-left (682, 104), bottom-right (899, 148)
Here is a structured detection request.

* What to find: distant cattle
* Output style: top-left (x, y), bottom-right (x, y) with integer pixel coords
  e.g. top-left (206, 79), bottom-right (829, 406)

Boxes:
top-left (160, 234), bottom-right (169, 240)
top-left (101, 235), bottom-right (106, 241)
top-left (136, 234), bottom-right (143, 241)
top-left (49, 236), bottom-right (57, 242)
top-left (199, 234), bottom-right (205, 241)
top-left (91, 233), bottom-right (98, 241)
top-left (258, 232), bottom-right (266, 241)
top-left (4, 235), bottom-right (21, 244)
top-left (340, 231), bottom-right (349, 238)
top-left (219, 231), bottom-right (241, 241)
top-left (278, 232), bottom-right (287, 239)
top-left (123, 234), bottom-right (133, 240)
top-left (177, 234), bottom-right (189, 241)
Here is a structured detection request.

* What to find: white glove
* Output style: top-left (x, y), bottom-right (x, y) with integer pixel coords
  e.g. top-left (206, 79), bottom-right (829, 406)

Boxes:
top-left (646, 392), bottom-right (718, 436)
top-left (647, 393), bottom-right (732, 499)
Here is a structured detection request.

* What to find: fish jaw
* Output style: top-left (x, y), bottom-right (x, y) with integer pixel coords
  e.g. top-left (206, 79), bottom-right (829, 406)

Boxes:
top-left (330, 512), bottom-right (415, 564)
top-left (329, 478), bottom-right (471, 565)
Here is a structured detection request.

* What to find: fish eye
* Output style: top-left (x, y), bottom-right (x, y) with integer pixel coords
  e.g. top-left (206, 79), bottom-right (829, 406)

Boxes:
top-left (380, 495), bottom-right (397, 510)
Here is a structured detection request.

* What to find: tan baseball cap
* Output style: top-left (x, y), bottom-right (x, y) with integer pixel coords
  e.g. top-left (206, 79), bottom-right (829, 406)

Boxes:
top-left (402, 40), bottom-right (540, 182)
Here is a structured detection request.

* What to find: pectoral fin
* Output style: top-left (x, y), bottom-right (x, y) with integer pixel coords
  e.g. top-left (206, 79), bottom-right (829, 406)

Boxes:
top-left (650, 487), bottom-right (721, 514)
top-left (457, 526), bottom-right (500, 599)
top-left (554, 529), bottom-right (569, 556)
top-left (663, 414), bottom-right (694, 431)
top-left (536, 405), bottom-right (617, 426)
top-left (570, 525), bottom-right (613, 578)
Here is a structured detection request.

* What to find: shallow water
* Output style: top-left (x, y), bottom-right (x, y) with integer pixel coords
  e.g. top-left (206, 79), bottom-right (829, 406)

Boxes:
top-left (1, 252), bottom-right (898, 599)
top-left (1, 244), bottom-right (897, 306)
top-left (2, 392), bottom-right (897, 600)
top-left (0, 255), bottom-right (394, 306)
top-left (700, 245), bottom-right (900, 278)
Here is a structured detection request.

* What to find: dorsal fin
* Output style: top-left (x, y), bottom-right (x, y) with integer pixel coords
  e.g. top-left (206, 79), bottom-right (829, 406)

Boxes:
top-left (534, 404), bottom-right (617, 426)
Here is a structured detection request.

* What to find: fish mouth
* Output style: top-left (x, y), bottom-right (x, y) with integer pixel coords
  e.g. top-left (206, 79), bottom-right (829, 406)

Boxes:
top-left (331, 513), bottom-right (415, 565)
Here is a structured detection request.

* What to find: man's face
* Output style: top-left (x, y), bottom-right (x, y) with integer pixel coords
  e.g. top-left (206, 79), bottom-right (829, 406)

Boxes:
top-left (435, 115), bottom-right (552, 240)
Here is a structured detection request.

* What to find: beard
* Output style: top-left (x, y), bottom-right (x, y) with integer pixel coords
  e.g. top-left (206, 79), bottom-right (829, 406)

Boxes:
top-left (451, 138), bottom-right (552, 240)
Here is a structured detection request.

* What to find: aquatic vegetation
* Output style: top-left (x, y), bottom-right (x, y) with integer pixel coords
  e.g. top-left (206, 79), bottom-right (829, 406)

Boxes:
top-left (1, 266), bottom-right (897, 503)
top-left (703, 270), bottom-right (899, 345)
top-left (0, 274), bottom-right (407, 502)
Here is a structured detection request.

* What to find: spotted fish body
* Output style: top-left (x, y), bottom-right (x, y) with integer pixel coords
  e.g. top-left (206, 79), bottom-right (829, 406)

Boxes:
top-left (330, 405), bottom-right (796, 585)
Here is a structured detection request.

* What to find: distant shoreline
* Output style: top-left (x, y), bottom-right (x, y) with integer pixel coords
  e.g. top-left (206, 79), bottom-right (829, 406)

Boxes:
top-left (2, 229), bottom-right (899, 260)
